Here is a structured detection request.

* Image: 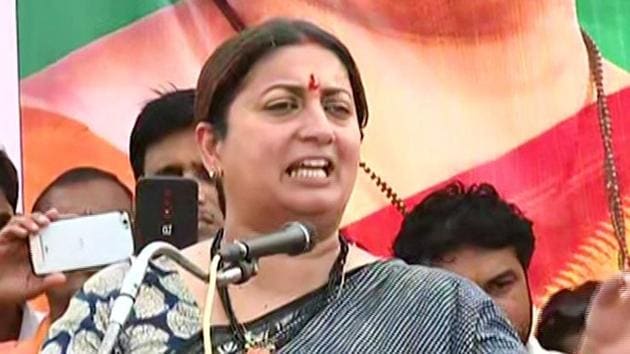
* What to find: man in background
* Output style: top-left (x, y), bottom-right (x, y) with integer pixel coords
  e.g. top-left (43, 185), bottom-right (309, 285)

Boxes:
top-left (0, 149), bottom-right (50, 350)
top-left (0, 166), bottom-right (132, 353)
top-left (129, 89), bottom-right (224, 242)
top-left (31, 167), bottom-right (133, 323)
top-left (394, 181), bottom-right (561, 353)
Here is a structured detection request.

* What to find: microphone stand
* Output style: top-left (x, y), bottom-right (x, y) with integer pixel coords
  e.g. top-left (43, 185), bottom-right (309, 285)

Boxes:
top-left (98, 241), bottom-right (258, 354)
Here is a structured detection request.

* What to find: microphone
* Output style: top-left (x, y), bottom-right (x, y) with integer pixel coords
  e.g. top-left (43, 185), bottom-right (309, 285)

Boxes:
top-left (99, 222), bottom-right (316, 353)
top-left (219, 222), bottom-right (316, 263)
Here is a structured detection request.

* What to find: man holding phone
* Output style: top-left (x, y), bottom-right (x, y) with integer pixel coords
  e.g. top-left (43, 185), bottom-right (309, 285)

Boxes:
top-left (0, 211), bottom-right (66, 351)
top-left (0, 151), bottom-right (64, 351)
top-left (129, 89), bottom-right (225, 243)
top-left (0, 166), bottom-right (132, 352)
top-left (30, 167), bottom-right (133, 322)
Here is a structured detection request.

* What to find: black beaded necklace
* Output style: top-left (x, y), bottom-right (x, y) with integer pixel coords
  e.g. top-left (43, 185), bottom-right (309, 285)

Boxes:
top-left (210, 229), bottom-right (350, 351)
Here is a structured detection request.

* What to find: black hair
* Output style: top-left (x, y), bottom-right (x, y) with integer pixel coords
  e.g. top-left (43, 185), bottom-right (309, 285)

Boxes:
top-left (195, 18), bottom-right (368, 139)
top-left (536, 281), bottom-right (601, 352)
top-left (0, 149), bottom-right (18, 212)
top-left (32, 167), bottom-right (132, 212)
top-left (393, 181), bottom-right (535, 269)
top-left (129, 89), bottom-right (196, 180)
top-left (128, 88), bottom-right (226, 216)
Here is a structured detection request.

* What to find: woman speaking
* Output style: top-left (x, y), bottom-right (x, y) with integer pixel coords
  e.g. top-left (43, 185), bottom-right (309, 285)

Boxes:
top-left (41, 19), bottom-right (524, 353)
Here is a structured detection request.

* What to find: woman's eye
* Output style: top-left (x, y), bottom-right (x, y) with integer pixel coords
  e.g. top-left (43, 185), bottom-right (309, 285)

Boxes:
top-left (265, 99), bottom-right (299, 114)
top-left (324, 101), bottom-right (352, 118)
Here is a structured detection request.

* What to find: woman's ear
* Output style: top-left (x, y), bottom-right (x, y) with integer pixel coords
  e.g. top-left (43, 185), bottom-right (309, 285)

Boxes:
top-left (196, 122), bottom-right (223, 173)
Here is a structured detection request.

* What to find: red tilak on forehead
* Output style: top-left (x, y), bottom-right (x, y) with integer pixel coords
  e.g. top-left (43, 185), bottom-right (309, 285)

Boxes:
top-left (308, 74), bottom-right (320, 91)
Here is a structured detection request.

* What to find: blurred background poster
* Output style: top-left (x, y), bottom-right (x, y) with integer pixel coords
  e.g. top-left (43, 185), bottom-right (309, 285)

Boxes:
top-left (12, 0), bottom-right (630, 305)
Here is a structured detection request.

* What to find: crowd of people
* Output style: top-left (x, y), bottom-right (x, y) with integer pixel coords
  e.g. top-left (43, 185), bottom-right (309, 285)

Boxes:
top-left (1, 18), bottom-right (629, 354)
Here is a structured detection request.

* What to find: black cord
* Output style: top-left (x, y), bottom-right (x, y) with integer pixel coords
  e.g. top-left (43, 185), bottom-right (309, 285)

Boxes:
top-left (210, 229), bottom-right (349, 348)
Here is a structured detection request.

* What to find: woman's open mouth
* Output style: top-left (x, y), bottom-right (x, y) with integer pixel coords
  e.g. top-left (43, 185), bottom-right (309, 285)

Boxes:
top-left (285, 157), bottom-right (333, 180)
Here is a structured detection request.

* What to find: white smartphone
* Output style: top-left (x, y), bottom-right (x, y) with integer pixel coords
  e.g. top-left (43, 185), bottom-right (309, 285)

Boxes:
top-left (29, 211), bottom-right (134, 275)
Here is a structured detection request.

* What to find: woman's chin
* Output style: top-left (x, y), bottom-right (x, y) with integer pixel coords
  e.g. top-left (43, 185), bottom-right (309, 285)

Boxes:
top-left (281, 194), bottom-right (344, 218)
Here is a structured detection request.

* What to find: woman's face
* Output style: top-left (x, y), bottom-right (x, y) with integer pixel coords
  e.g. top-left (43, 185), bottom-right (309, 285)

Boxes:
top-left (200, 43), bottom-right (361, 229)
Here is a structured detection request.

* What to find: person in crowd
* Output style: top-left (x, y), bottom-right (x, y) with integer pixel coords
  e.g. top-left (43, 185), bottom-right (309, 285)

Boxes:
top-left (129, 88), bottom-right (225, 242)
top-left (0, 149), bottom-right (18, 228)
top-left (31, 167), bottom-right (133, 323)
top-left (0, 167), bottom-right (132, 353)
top-left (392, 181), bottom-right (630, 353)
top-left (0, 210), bottom-right (62, 354)
top-left (0, 148), bottom-right (52, 351)
top-left (393, 181), bottom-right (560, 353)
top-left (536, 281), bottom-right (601, 353)
top-left (41, 19), bottom-right (528, 353)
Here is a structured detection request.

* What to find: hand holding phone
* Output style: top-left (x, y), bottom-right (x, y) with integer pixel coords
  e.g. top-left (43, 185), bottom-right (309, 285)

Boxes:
top-left (29, 211), bottom-right (134, 275)
top-left (0, 209), bottom-right (66, 304)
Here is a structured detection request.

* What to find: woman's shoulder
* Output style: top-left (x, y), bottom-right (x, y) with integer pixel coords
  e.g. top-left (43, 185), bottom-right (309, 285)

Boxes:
top-left (363, 259), bottom-right (476, 291)
top-left (292, 260), bottom-right (524, 353)
top-left (357, 260), bottom-right (503, 315)
top-left (78, 257), bottom-right (184, 299)
top-left (347, 246), bottom-right (472, 295)
top-left (42, 262), bottom-right (132, 353)
top-left (80, 260), bottom-right (131, 298)
top-left (42, 258), bottom-right (200, 353)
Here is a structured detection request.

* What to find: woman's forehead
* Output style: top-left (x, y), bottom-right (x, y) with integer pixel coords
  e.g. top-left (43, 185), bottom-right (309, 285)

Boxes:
top-left (243, 43), bottom-right (351, 90)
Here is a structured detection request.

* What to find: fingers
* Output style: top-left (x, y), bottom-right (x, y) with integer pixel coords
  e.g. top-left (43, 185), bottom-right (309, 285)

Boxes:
top-left (23, 272), bottom-right (67, 300)
top-left (32, 212), bottom-right (52, 228)
top-left (12, 215), bottom-right (41, 233)
top-left (0, 212), bottom-right (57, 240)
top-left (1, 216), bottom-right (38, 239)
top-left (44, 208), bottom-right (60, 220)
top-left (42, 272), bottom-right (68, 289)
top-left (591, 273), bottom-right (630, 307)
top-left (1, 223), bottom-right (29, 238)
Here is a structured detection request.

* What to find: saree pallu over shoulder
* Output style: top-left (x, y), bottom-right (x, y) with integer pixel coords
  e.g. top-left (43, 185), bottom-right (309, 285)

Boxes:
top-left (279, 261), bottom-right (526, 353)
